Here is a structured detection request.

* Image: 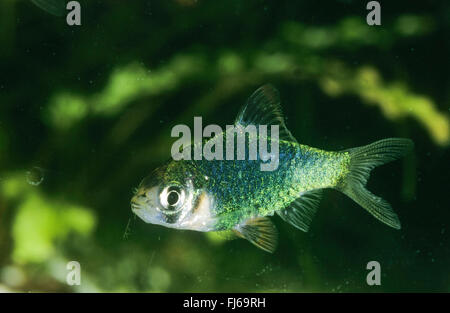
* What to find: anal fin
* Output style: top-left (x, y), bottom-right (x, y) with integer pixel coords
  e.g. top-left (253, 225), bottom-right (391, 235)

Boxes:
top-left (277, 189), bottom-right (322, 232)
top-left (233, 217), bottom-right (278, 253)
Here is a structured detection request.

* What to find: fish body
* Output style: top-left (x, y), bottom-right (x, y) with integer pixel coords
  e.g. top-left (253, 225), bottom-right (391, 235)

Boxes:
top-left (181, 141), bottom-right (348, 231)
top-left (131, 85), bottom-right (413, 252)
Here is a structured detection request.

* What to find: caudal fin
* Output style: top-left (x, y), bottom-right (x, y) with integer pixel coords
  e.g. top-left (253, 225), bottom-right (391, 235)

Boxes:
top-left (337, 138), bottom-right (414, 229)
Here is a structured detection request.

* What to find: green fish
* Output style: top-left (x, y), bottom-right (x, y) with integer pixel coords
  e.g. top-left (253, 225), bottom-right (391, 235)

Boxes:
top-left (131, 84), bottom-right (413, 252)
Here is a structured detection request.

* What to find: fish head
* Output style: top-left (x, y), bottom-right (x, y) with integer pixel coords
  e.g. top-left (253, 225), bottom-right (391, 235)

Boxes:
top-left (131, 162), bottom-right (216, 231)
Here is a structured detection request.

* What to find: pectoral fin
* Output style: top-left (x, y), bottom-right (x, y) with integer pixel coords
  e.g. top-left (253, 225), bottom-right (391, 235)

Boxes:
top-left (233, 217), bottom-right (278, 253)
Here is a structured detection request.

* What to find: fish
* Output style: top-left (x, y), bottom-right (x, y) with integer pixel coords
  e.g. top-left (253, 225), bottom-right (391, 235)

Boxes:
top-left (131, 84), bottom-right (414, 252)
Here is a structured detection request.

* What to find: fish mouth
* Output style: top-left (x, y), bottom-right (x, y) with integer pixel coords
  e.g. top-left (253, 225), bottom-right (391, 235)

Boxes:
top-left (131, 193), bottom-right (148, 210)
top-left (131, 202), bottom-right (141, 211)
top-left (130, 196), bottom-right (157, 223)
top-left (131, 203), bottom-right (149, 222)
top-left (131, 196), bottom-right (147, 212)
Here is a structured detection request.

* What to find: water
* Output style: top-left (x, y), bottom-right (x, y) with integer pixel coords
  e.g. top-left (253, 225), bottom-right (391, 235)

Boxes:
top-left (26, 167), bottom-right (45, 186)
top-left (0, 0), bottom-right (448, 293)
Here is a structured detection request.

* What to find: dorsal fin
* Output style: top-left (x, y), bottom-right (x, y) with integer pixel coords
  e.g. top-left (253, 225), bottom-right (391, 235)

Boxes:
top-left (235, 84), bottom-right (297, 143)
top-left (233, 217), bottom-right (278, 253)
top-left (277, 189), bottom-right (322, 232)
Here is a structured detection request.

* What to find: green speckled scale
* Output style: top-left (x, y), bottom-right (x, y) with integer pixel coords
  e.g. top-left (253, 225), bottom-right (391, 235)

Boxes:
top-left (186, 142), bottom-right (350, 231)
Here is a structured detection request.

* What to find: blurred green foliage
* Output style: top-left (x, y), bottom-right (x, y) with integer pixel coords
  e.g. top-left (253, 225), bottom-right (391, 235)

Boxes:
top-left (0, 0), bottom-right (449, 292)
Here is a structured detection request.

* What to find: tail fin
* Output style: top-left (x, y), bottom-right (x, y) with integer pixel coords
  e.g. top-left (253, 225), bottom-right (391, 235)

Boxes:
top-left (337, 138), bottom-right (414, 229)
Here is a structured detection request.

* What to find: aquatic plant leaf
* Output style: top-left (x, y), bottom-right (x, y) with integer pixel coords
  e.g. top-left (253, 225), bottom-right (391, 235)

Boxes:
top-left (235, 84), bottom-right (297, 143)
top-left (12, 191), bottom-right (96, 264)
top-left (31, 0), bottom-right (65, 17)
top-left (320, 65), bottom-right (449, 146)
top-left (233, 217), bottom-right (278, 253)
top-left (277, 189), bottom-right (322, 232)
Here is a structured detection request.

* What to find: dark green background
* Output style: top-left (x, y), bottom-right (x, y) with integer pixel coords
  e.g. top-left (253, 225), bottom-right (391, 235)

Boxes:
top-left (0, 0), bottom-right (448, 292)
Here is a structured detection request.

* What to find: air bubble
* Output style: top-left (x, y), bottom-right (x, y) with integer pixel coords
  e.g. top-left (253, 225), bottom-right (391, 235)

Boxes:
top-left (26, 167), bottom-right (44, 186)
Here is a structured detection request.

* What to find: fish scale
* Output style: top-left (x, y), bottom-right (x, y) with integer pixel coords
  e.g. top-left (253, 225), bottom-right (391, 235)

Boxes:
top-left (185, 140), bottom-right (349, 230)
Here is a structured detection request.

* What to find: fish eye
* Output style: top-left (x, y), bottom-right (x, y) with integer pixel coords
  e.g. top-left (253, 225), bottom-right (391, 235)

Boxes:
top-left (159, 185), bottom-right (185, 213)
